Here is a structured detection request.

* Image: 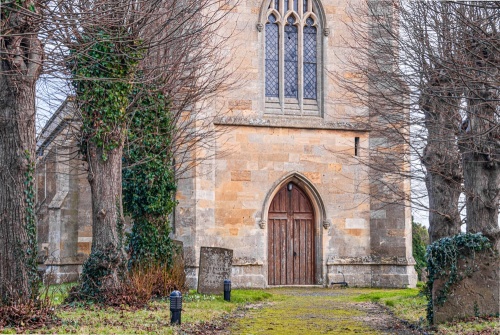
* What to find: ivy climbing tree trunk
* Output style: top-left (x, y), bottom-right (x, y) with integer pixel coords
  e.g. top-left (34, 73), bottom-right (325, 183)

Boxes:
top-left (72, 29), bottom-right (139, 298)
top-left (0, 2), bottom-right (42, 305)
top-left (59, 0), bottom-right (237, 301)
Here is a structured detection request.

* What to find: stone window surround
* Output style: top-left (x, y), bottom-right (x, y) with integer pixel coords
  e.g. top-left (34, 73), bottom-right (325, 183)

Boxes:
top-left (258, 0), bottom-right (329, 117)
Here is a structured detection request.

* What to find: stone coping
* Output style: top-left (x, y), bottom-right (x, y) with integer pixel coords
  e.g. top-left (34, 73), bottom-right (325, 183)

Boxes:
top-left (186, 257), bottom-right (415, 268)
top-left (186, 261), bottom-right (264, 268)
top-left (267, 285), bottom-right (324, 288)
top-left (327, 256), bottom-right (416, 266)
top-left (214, 116), bottom-right (370, 132)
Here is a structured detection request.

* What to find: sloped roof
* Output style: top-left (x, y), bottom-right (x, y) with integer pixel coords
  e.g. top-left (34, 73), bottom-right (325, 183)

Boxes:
top-left (36, 97), bottom-right (77, 156)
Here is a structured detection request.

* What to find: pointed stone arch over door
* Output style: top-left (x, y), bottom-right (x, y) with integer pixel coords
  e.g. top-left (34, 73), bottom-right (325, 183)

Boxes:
top-left (268, 182), bottom-right (316, 285)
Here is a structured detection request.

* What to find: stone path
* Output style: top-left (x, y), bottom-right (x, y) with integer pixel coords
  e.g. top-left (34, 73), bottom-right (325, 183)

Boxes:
top-left (182, 287), bottom-right (424, 335)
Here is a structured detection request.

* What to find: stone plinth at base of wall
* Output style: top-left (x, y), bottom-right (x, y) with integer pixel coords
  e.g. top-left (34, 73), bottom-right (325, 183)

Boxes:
top-left (327, 257), bottom-right (418, 288)
top-left (433, 252), bottom-right (499, 324)
top-left (328, 264), bottom-right (417, 288)
top-left (186, 261), bottom-right (417, 289)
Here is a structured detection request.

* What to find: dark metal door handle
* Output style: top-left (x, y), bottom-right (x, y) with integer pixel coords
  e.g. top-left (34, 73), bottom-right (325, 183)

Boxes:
top-left (293, 251), bottom-right (297, 257)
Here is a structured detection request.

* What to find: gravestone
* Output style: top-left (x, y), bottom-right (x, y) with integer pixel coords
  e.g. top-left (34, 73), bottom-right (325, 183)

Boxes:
top-left (197, 247), bottom-right (233, 294)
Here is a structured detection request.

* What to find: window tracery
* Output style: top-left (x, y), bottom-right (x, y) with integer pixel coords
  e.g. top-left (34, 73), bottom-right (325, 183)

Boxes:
top-left (264, 0), bottom-right (322, 116)
top-left (284, 16), bottom-right (298, 98)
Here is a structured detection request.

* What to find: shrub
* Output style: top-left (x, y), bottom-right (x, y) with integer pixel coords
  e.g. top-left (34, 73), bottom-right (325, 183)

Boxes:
top-left (0, 285), bottom-right (58, 331)
top-left (412, 220), bottom-right (429, 280)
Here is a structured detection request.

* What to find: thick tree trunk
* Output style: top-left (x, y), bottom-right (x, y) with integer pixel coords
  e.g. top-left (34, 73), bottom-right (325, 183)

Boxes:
top-left (460, 30), bottom-right (499, 240)
top-left (0, 79), bottom-right (38, 304)
top-left (0, 29), bottom-right (42, 304)
top-left (80, 139), bottom-right (127, 295)
top-left (461, 96), bottom-right (500, 241)
top-left (463, 153), bottom-right (499, 237)
top-left (421, 78), bottom-right (462, 243)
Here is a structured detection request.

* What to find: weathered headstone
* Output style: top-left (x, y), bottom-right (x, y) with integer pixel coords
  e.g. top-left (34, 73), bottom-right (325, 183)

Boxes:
top-left (197, 247), bottom-right (233, 294)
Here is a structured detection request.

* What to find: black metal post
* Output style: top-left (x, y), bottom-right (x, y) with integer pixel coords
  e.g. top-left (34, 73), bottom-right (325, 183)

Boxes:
top-left (224, 279), bottom-right (231, 302)
top-left (170, 290), bottom-right (182, 325)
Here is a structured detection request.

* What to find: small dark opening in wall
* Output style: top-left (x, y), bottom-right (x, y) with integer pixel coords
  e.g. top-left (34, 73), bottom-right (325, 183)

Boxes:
top-left (354, 137), bottom-right (360, 156)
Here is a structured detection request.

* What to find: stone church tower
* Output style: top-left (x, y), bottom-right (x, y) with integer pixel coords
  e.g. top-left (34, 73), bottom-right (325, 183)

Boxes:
top-left (173, 0), bottom-right (417, 288)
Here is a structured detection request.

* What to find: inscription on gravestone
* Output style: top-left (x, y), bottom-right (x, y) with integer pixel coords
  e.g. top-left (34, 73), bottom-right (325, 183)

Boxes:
top-left (197, 247), bottom-right (233, 294)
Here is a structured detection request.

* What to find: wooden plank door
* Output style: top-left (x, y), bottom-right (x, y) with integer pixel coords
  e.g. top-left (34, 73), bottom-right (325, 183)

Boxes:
top-left (268, 182), bottom-right (315, 285)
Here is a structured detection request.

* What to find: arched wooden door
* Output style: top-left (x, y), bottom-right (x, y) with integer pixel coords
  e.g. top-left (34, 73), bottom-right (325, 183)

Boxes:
top-left (268, 182), bottom-right (315, 285)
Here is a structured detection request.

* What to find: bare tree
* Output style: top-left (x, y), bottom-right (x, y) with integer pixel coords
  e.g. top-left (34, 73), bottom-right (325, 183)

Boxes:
top-left (43, 0), bottom-right (239, 298)
top-left (0, 0), bottom-right (43, 305)
top-left (420, 69), bottom-right (462, 243)
top-left (456, 3), bottom-right (500, 240)
top-left (0, 0), bottom-right (237, 309)
top-left (333, 0), bottom-right (499, 243)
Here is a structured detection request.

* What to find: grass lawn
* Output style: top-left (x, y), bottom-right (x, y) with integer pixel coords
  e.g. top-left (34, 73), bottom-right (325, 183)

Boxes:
top-left (1, 285), bottom-right (272, 334)
top-left (353, 286), bottom-right (427, 325)
top-left (354, 284), bottom-right (500, 335)
top-left (1, 283), bottom-right (499, 334)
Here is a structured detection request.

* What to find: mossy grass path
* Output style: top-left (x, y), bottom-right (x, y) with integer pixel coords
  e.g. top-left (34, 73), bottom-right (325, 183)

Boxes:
top-left (227, 288), bottom-right (418, 335)
top-left (6, 285), bottom-right (499, 334)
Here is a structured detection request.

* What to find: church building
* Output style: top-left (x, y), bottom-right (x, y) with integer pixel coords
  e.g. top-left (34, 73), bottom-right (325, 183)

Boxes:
top-left (36, 0), bottom-right (417, 288)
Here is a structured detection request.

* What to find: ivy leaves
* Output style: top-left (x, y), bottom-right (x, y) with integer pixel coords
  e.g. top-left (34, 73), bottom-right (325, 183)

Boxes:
top-left (122, 90), bottom-right (177, 269)
top-left (425, 233), bottom-right (495, 323)
top-left (23, 150), bottom-right (39, 300)
top-left (122, 91), bottom-right (176, 219)
top-left (72, 31), bottom-right (142, 160)
top-left (72, 28), bottom-right (178, 281)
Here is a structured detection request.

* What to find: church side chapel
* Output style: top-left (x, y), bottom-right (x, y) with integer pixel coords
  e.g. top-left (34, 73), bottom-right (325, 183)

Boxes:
top-left (173, 0), bottom-right (416, 288)
top-left (36, 0), bottom-right (416, 288)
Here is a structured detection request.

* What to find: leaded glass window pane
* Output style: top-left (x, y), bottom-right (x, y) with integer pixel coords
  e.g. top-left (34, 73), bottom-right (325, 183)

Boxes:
top-left (264, 2), bottom-right (320, 108)
top-left (284, 19), bottom-right (298, 98)
top-left (303, 19), bottom-right (317, 99)
top-left (266, 15), bottom-right (279, 98)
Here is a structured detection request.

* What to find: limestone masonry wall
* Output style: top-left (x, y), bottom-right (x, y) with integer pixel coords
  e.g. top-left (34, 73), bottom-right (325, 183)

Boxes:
top-left (174, 0), bottom-right (416, 288)
top-left (36, 0), bottom-right (417, 288)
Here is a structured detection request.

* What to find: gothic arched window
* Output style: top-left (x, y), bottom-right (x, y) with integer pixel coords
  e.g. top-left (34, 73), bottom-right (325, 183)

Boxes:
top-left (264, 0), bottom-right (321, 115)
